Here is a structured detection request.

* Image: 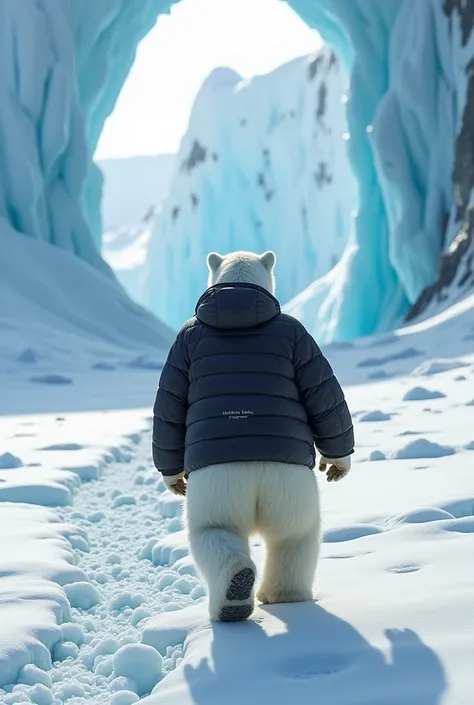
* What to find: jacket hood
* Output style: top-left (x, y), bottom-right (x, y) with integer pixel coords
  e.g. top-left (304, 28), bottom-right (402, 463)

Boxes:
top-left (195, 283), bottom-right (281, 329)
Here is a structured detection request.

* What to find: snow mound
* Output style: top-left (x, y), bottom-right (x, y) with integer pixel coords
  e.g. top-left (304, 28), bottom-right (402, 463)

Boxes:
top-left (393, 439), bottom-right (456, 460)
top-left (152, 532), bottom-right (189, 569)
top-left (157, 492), bottom-right (184, 520)
top-left (0, 505), bottom-right (85, 686)
top-left (112, 644), bottom-right (163, 696)
top-left (0, 453), bottom-right (23, 469)
top-left (369, 450), bottom-right (386, 461)
top-left (403, 387), bottom-right (446, 401)
top-left (323, 525), bottom-right (382, 543)
top-left (110, 692), bottom-right (139, 705)
top-left (0, 224), bottom-right (172, 371)
top-left (359, 410), bottom-right (392, 422)
top-left (412, 359), bottom-right (469, 377)
top-left (357, 348), bottom-right (422, 369)
top-left (63, 582), bottom-right (101, 610)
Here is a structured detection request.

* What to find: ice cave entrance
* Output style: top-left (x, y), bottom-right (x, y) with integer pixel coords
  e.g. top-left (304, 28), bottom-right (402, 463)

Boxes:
top-left (95, 0), bottom-right (359, 339)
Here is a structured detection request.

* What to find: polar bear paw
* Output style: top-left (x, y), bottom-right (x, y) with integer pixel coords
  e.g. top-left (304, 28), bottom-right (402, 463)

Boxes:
top-left (257, 586), bottom-right (313, 605)
top-left (216, 565), bottom-right (256, 622)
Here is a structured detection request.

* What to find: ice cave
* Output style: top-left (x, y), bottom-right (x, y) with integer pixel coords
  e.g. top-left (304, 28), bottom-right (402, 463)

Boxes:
top-left (1, 0), bottom-right (474, 344)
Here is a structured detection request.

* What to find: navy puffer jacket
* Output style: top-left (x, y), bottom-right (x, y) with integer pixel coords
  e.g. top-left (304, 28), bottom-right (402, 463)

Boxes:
top-left (152, 283), bottom-right (354, 476)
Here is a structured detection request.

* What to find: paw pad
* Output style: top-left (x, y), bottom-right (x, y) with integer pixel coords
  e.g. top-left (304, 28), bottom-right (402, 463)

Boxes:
top-left (226, 567), bottom-right (255, 601)
top-left (219, 604), bottom-right (254, 622)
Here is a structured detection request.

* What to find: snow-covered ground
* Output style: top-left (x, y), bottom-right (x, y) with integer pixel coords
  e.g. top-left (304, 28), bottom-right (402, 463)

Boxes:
top-left (1, 287), bottom-right (474, 704)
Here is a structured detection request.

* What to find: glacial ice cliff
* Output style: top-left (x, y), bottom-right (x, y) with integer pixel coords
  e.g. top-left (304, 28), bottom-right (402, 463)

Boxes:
top-left (2, 0), bottom-right (474, 342)
top-left (143, 47), bottom-right (356, 329)
top-left (0, 0), bottom-right (161, 269)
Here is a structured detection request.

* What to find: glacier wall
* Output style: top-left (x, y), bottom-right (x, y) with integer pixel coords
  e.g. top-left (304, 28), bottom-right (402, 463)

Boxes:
top-left (144, 48), bottom-right (357, 330)
top-left (286, 0), bottom-right (474, 340)
top-left (0, 0), bottom-right (165, 271)
top-left (2, 0), bottom-right (474, 342)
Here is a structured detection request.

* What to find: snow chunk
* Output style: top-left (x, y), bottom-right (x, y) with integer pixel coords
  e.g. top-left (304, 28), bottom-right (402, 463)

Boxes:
top-left (369, 450), bottom-right (386, 461)
top-left (0, 452), bottom-right (23, 469)
top-left (94, 655), bottom-right (115, 677)
top-left (68, 534), bottom-right (89, 552)
top-left (172, 577), bottom-right (193, 595)
top-left (403, 387), bottom-right (446, 401)
top-left (59, 623), bottom-right (85, 646)
top-left (131, 607), bottom-right (152, 627)
top-left (393, 439), bottom-right (456, 460)
top-left (40, 442), bottom-right (83, 451)
top-left (412, 359), bottom-right (468, 376)
top-left (157, 492), bottom-right (184, 519)
top-left (64, 582), bottom-right (101, 610)
top-left (152, 532), bottom-right (189, 567)
top-left (109, 676), bottom-right (138, 694)
top-left (167, 517), bottom-right (183, 533)
top-left (107, 553), bottom-right (122, 565)
top-left (110, 592), bottom-right (145, 612)
top-left (29, 374), bottom-right (73, 385)
top-left (138, 537), bottom-right (158, 561)
top-left (27, 683), bottom-right (54, 705)
top-left (88, 511), bottom-right (105, 523)
top-left (17, 665), bottom-right (52, 689)
top-left (113, 644), bottom-right (163, 696)
top-left (91, 637), bottom-right (121, 661)
top-left (54, 681), bottom-right (86, 701)
top-left (110, 691), bottom-right (139, 705)
top-left (17, 348), bottom-right (39, 363)
top-left (113, 494), bottom-right (137, 508)
top-left (156, 571), bottom-right (179, 590)
top-left (53, 641), bottom-right (79, 661)
top-left (358, 348), bottom-right (421, 368)
top-left (359, 410), bottom-right (392, 422)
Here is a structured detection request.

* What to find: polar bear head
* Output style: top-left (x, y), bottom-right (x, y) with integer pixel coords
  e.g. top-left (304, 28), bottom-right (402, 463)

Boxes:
top-left (206, 250), bottom-right (276, 295)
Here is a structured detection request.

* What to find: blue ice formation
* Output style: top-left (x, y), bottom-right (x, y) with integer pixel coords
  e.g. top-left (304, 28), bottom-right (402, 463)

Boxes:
top-left (0, 0), bottom-right (163, 270)
top-left (0, 1), bottom-right (470, 342)
top-left (288, 0), bottom-right (458, 340)
top-left (143, 48), bottom-right (356, 330)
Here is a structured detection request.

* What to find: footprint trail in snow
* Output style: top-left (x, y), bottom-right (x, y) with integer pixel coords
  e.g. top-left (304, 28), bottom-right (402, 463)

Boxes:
top-left (33, 430), bottom-right (198, 705)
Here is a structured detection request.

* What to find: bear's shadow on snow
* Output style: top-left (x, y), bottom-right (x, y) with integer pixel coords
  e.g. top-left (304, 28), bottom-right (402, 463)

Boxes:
top-left (184, 601), bottom-right (446, 705)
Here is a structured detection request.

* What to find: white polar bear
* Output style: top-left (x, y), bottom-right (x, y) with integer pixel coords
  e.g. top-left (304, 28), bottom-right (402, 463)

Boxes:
top-left (154, 249), bottom-right (353, 622)
top-left (185, 251), bottom-right (321, 621)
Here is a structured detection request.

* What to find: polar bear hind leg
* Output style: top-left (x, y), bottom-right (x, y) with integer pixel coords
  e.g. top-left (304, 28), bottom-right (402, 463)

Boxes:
top-left (256, 462), bottom-right (320, 605)
top-left (185, 464), bottom-right (258, 621)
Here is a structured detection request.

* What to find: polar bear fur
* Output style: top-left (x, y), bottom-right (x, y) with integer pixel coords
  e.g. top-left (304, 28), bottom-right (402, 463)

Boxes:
top-left (185, 251), bottom-right (321, 622)
top-left (207, 250), bottom-right (276, 294)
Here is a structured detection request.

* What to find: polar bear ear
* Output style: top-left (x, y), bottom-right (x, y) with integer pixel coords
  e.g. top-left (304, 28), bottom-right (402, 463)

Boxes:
top-left (259, 250), bottom-right (276, 272)
top-left (207, 252), bottom-right (224, 273)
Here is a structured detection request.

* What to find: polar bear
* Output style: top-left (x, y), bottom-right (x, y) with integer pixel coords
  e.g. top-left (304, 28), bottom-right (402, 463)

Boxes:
top-left (152, 251), bottom-right (354, 621)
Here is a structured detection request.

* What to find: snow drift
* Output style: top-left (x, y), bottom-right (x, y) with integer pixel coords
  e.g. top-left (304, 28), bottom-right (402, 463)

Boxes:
top-left (0, 221), bottom-right (173, 366)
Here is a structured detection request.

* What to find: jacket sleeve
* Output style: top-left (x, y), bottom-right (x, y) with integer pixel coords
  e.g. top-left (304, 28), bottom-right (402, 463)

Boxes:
top-left (152, 333), bottom-right (190, 476)
top-left (294, 330), bottom-right (354, 459)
